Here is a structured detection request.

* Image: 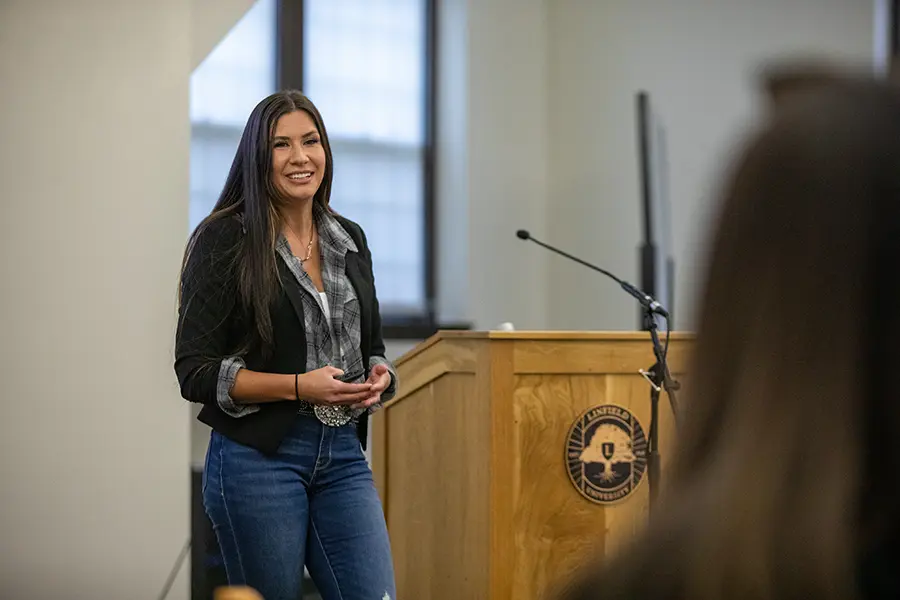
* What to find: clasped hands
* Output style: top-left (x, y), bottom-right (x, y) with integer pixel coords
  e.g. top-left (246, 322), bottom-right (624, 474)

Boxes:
top-left (296, 364), bottom-right (391, 411)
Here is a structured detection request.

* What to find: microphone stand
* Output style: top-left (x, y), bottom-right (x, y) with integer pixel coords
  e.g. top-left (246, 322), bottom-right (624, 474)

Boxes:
top-left (516, 229), bottom-right (680, 515)
top-left (640, 308), bottom-right (680, 516)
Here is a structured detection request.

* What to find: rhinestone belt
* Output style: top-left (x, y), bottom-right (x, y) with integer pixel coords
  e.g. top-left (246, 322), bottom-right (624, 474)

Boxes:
top-left (297, 400), bottom-right (363, 427)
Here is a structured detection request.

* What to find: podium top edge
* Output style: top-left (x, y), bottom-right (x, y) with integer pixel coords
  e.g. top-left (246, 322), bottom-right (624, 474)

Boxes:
top-left (433, 330), bottom-right (695, 341)
top-left (393, 330), bottom-right (695, 366)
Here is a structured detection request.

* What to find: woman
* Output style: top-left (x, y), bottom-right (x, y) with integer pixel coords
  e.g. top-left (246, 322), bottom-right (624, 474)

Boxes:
top-left (556, 76), bottom-right (900, 599)
top-left (175, 91), bottom-right (398, 600)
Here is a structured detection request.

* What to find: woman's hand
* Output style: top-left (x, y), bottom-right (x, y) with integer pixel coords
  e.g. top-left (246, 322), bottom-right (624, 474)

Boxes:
top-left (351, 363), bottom-right (392, 411)
top-left (296, 366), bottom-right (373, 405)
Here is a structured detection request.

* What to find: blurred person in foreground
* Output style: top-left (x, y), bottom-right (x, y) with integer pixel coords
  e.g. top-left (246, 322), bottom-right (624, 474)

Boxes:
top-left (555, 75), bottom-right (900, 600)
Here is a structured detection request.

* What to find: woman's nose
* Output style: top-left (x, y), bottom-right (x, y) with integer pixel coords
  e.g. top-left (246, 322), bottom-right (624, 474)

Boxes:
top-left (290, 145), bottom-right (309, 164)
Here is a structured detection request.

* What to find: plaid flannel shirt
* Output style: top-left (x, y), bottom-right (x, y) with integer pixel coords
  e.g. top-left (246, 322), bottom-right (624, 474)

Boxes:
top-left (216, 205), bottom-right (397, 417)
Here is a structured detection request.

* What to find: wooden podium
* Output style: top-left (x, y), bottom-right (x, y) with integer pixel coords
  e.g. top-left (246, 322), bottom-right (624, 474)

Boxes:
top-left (370, 331), bottom-right (691, 600)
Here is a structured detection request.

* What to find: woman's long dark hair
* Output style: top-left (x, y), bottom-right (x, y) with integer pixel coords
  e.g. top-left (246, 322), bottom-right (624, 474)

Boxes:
top-left (555, 77), bottom-right (900, 600)
top-left (183, 90), bottom-right (333, 350)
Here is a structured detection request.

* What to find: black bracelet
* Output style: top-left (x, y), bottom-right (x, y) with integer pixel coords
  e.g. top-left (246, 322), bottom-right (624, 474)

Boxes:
top-left (294, 373), bottom-right (300, 401)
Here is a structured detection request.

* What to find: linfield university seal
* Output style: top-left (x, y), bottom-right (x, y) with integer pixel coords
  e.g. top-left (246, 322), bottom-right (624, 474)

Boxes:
top-left (565, 404), bottom-right (648, 505)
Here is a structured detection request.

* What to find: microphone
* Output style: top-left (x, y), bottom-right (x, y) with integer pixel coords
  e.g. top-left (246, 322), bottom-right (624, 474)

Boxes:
top-left (515, 229), bottom-right (669, 317)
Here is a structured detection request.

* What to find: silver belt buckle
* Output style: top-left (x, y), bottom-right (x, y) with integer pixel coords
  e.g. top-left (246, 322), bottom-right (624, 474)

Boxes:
top-left (313, 404), bottom-right (353, 427)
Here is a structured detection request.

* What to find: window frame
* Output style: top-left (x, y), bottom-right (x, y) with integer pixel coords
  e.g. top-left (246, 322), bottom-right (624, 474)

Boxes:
top-left (893, 1), bottom-right (900, 62)
top-left (276, 0), bottom-right (439, 339)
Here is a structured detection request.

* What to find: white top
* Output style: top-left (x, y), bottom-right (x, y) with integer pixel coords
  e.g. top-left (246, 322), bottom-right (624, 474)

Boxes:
top-left (319, 291), bottom-right (331, 326)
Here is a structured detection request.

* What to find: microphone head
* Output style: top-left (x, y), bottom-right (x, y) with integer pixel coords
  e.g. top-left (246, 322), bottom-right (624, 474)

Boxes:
top-left (516, 229), bottom-right (530, 240)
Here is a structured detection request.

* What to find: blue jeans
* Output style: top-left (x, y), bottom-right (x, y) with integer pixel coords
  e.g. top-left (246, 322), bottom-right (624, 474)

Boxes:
top-left (203, 414), bottom-right (396, 600)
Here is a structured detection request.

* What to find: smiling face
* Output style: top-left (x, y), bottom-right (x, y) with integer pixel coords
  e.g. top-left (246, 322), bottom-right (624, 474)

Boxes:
top-left (271, 110), bottom-right (326, 204)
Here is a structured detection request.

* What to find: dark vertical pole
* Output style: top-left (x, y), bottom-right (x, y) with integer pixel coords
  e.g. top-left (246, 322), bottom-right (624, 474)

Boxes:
top-left (636, 91), bottom-right (657, 330)
top-left (648, 370), bottom-right (661, 516)
top-left (423, 0), bottom-right (438, 325)
top-left (893, 0), bottom-right (900, 76)
top-left (277, 0), bottom-right (304, 90)
top-left (892, 0), bottom-right (900, 57)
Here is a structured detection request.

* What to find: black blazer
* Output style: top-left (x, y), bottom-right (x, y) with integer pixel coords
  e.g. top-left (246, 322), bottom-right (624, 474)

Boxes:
top-left (174, 213), bottom-right (389, 455)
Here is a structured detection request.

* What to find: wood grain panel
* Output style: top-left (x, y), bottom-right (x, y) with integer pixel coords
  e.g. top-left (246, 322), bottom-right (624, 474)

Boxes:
top-left (384, 383), bottom-right (434, 599)
top-left (386, 338), bottom-right (479, 406)
top-left (511, 374), bottom-right (608, 598)
top-left (513, 338), bottom-right (691, 375)
top-left (488, 342), bottom-right (515, 600)
top-left (599, 374), bottom-right (655, 557)
top-left (509, 371), bottom-right (685, 599)
top-left (385, 370), bottom-right (492, 600)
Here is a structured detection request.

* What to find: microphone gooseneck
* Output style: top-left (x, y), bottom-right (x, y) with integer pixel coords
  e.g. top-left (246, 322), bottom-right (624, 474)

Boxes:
top-left (515, 229), bottom-right (668, 317)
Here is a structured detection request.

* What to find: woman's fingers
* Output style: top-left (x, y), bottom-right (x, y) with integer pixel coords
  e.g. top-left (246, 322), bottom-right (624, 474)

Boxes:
top-left (351, 394), bottom-right (382, 411)
top-left (333, 381), bottom-right (372, 394)
top-left (325, 384), bottom-right (374, 404)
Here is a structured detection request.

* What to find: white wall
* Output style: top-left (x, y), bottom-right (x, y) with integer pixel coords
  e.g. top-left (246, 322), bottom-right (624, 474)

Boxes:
top-left (435, 0), bottom-right (471, 325)
top-left (436, 0), bottom-right (552, 331)
top-left (0, 1), bottom-right (252, 597)
top-left (436, 1), bottom-right (875, 335)
top-left (544, 0), bottom-right (876, 331)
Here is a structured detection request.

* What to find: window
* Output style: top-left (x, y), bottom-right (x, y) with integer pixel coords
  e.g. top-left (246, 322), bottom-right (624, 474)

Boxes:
top-left (189, 0), bottom-right (277, 230)
top-left (189, 0), bottom-right (436, 336)
top-left (301, 0), bottom-right (429, 320)
top-left (295, 0), bottom-right (435, 329)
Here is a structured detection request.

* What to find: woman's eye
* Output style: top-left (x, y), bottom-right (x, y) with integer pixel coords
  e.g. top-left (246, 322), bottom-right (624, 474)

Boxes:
top-left (305, 138), bottom-right (320, 146)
